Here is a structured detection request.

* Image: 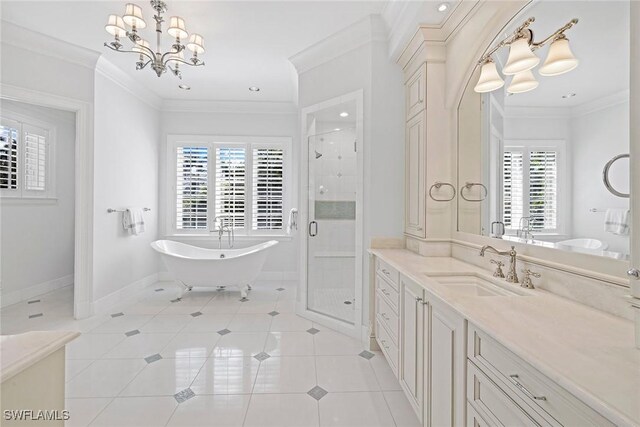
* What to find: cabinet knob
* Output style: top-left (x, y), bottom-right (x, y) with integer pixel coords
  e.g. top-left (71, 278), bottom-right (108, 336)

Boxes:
top-left (416, 297), bottom-right (422, 302)
top-left (628, 268), bottom-right (640, 280)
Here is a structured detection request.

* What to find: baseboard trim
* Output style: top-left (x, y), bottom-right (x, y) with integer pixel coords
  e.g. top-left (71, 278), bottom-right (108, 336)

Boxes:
top-left (91, 273), bottom-right (159, 315)
top-left (1, 274), bottom-right (74, 308)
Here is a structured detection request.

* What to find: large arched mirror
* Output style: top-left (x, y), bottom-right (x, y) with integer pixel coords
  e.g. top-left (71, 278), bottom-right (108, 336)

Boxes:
top-left (457, 0), bottom-right (630, 260)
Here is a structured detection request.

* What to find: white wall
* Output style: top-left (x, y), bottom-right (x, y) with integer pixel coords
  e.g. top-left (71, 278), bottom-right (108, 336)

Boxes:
top-left (159, 106), bottom-right (299, 278)
top-left (0, 100), bottom-right (75, 304)
top-left (297, 28), bottom-right (405, 329)
top-left (571, 101), bottom-right (630, 254)
top-left (92, 58), bottom-right (161, 300)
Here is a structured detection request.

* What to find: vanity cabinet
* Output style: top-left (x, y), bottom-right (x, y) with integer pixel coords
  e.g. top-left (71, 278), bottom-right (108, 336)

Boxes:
top-left (399, 275), bottom-right (426, 421)
top-left (375, 258), bottom-right (401, 376)
top-left (405, 112), bottom-right (427, 238)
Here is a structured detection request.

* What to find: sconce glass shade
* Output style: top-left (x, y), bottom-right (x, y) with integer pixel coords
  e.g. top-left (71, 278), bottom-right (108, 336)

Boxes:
top-left (105, 15), bottom-right (127, 37)
top-left (132, 39), bottom-right (150, 54)
top-left (187, 33), bottom-right (205, 54)
top-left (507, 69), bottom-right (539, 94)
top-left (168, 16), bottom-right (188, 40)
top-left (123, 3), bottom-right (146, 29)
top-left (474, 60), bottom-right (504, 93)
top-left (503, 37), bottom-right (540, 75)
top-left (539, 37), bottom-right (579, 76)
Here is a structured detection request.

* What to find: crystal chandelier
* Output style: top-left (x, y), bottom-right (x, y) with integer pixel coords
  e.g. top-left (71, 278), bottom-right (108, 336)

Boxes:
top-left (104, 1), bottom-right (205, 80)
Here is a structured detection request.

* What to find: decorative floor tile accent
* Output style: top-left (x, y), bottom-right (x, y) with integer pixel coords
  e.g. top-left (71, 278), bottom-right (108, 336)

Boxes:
top-left (155, 288), bottom-right (164, 292)
top-left (268, 311), bottom-right (280, 317)
top-left (174, 388), bottom-right (196, 403)
top-left (254, 352), bottom-right (271, 362)
top-left (307, 386), bottom-right (328, 401)
top-left (111, 312), bottom-right (125, 318)
top-left (306, 328), bottom-right (320, 335)
top-left (217, 329), bottom-right (231, 336)
top-left (28, 313), bottom-right (43, 319)
top-left (125, 329), bottom-right (140, 337)
top-left (27, 299), bottom-right (40, 304)
top-left (144, 353), bottom-right (163, 364)
top-left (276, 288), bottom-right (285, 291)
top-left (359, 350), bottom-right (375, 360)
top-left (190, 311), bottom-right (203, 317)
top-left (170, 298), bottom-right (181, 303)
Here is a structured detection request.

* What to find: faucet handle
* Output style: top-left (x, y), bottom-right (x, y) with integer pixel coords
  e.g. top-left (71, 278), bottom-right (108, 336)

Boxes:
top-left (490, 259), bottom-right (505, 278)
top-left (520, 269), bottom-right (540, 289)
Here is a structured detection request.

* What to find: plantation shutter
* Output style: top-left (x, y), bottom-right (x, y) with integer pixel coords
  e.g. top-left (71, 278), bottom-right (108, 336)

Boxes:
top-left (252, 147), bottom-right (284, 230)
top-left (215, 146), bottom-right (246, 229)
top-left (23, 126), bottom-right (47, 192)
top-left (528, 150), bottom-right (557, 231)
top-left (176, 146), bottom-right (209, 230)
top-left (502, 150), bottom-right (524, 229)
top-left (0, 124), bottom-right (19, 191)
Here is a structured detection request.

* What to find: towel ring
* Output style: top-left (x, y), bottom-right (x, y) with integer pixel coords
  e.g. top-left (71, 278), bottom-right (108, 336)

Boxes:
top-left (429, 182), bottom-right (456, 202)
top-left (460, 182), bottom-right (488, 202)
top-left (602, 153), bottom-right (629, 198)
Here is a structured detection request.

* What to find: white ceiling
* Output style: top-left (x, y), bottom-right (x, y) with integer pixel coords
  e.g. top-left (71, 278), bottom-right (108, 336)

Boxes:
top-left (500, 0), bottom-right (629, 108)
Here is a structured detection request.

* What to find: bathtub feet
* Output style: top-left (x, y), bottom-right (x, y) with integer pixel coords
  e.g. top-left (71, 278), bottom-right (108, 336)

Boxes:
top-left (216, 286), bottom-right (226, 291)
top-left (240, 285), bottom-right (251, 299)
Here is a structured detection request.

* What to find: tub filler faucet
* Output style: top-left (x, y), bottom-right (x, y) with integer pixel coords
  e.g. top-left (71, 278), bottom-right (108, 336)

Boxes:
top-left (480, 245), bottom-right (519, 284)
top-left (214, 216), bottom-right (235, 249)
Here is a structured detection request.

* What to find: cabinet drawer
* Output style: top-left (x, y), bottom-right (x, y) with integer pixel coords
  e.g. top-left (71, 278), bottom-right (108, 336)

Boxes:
top-left (467, 402), bottom-right (491, 427)
top-left (376, 291), bottom-right (399, 344)
top-left (376, 319), bottom-right (399, 375)
top-left (375, 258), bottom-right (399, 290)
top-left (376, 273), bottom-right (399, 312)
top-left (468, 324), bottom-right (614, 427)
top-left (467, 361), bottom-right (546, 427)
top-left (405, 63), bottom-right (426, 120)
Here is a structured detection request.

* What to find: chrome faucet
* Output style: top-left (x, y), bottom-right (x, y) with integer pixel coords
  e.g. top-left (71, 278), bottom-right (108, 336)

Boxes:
top-left (214, 216), bottom-right (234, 249)
top-left (480, 245), bottom-right (519, 284)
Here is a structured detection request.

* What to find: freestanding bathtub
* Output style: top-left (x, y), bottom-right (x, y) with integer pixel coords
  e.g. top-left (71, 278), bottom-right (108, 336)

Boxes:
top-left (151, 240), bottom-right (278, 298)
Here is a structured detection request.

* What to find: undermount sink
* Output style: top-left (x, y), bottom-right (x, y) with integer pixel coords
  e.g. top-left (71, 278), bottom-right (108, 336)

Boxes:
top-left (427, 274), bottom-right (526, 297)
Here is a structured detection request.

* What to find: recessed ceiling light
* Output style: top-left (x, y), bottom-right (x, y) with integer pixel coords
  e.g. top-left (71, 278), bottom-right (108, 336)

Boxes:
top-left (339, 112), bottom-right (349, 118)
top-left (334, 128), bottom-right (341, 132)
top-left (249, 86), bottom-right (260, 92)
top-left (179, 84), bottom-right (191, 90)
top-left (438, 3), bottom-right (449, 12)
top-left (562, 93), bottom-right (576, 99)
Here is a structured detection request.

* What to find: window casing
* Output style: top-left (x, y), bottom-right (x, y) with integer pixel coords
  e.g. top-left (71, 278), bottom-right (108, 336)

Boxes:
top-left (1, 116), bottom-right (56, 199)
top-left (168, 136), bottom-right (291, 236)
top-left (502, 140), bottom-right (565, 235)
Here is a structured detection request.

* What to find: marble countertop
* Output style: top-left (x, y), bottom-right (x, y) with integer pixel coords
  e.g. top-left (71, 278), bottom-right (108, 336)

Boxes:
top-left (1, 330), bottom-right (80, 382)
top-left (370, 248), bottom-right (640, 427)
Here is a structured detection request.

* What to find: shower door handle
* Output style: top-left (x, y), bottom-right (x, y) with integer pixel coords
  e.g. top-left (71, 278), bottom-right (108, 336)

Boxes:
top-left (308, 221), bottom-right (318, 237)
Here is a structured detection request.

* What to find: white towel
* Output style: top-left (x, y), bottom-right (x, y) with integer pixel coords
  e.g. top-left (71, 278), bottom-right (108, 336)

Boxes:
top-left (604, 208), bottom-right (630, 236)
top-left (286, 208), bottom-right (298, 235)
top-left (123, 208), bottom-right (145, 235)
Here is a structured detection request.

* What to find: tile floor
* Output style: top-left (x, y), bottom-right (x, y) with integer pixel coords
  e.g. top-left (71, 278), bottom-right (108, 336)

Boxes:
top-left (0, 282), bottom-right (420, 427)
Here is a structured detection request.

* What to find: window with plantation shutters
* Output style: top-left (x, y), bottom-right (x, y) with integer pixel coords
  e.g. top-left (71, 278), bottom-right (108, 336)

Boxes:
top-left (0, 124), bottom-right (19, 191)
top-left (502, 141), bottom-right (563, 234)
top-left (215, 147), bottom-right (246, 229)
top-left (169, 136), bottom-right (290, 236)
top-left (252, 147), bottom-right (284, 230)
top-left (1, 118), bottom-right (55, 199)
top-left (176, 146), bottom-right (208, 230)
top-left (24, 127), bottom-right (47, 192)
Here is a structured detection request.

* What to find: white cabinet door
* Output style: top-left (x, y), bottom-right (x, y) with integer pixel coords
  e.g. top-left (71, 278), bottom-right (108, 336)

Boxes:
top-left (399, 276), bottom-right (425, 421)
top-left (429, 301), bottom-right (466, 427)
top-left (406, 63), bottom-right (427, 120)
top-left (405, 112), bottom-right (427, 238)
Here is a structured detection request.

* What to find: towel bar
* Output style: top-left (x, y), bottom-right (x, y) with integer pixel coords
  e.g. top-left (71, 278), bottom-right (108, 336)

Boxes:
top-left (602, 153), bottom-right (629, 198)
top-left (460, 182), bottom-right (488, 202)
top-left (428, 181), bottom-right (456, 202)
top-left (107, 208), bottom-right (151, 213)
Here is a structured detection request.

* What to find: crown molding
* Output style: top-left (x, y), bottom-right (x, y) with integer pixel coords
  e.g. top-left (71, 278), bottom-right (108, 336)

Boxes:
top-left (571, 90), bottom-right (629, 118)
top-left (95, 57), bottom-right (162, 110)
top-left (503, 105), bottom-right (571, 119)
top-left (289, 14), bottom-right (388, 75)
top-left (0, 21), bottom-right (100, 70)
top-left (161, 99), bottom-right (297, 115)
top-left (395, 0), bottom-right (481, 69)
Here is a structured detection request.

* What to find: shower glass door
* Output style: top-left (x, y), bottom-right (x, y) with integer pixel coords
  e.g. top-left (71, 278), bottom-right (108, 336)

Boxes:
top-left (307, 128), bottom-right (357, 324)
